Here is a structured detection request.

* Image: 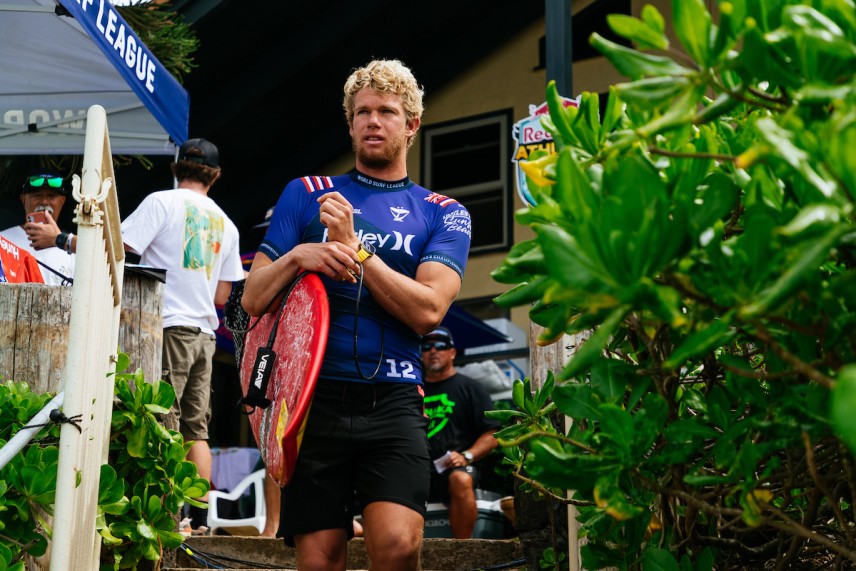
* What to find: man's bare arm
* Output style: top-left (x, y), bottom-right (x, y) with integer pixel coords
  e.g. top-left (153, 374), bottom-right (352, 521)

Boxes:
top-left (359, 256), bottom-right (461, 335)
top-left (242, 242), bottom-right (362, 316)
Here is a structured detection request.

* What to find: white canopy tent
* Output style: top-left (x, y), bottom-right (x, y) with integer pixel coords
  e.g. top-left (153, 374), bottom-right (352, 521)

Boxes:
top-left (0, 0), bottom-right (188, 155)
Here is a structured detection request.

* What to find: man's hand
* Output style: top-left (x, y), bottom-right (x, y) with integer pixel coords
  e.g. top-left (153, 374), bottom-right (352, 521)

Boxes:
top-left (24, 211), bottom-right (62, 250)
top-left (289, 242), bottom-right (360, 283)
top-left (318, 192), bottom-right (360, 251)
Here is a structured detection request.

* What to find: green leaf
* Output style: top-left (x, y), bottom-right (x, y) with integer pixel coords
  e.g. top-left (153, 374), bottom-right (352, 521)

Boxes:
top-left (536, 225), bottom-right (608, 290)
top-left (560, 307), bottom-right (627, 381)
top-left (598, 404), bottom-right (635, 459)
top-left (641, 4), bottom-right (665, 35)
top-left (664, 314), bottom-right (736, 369)
top-left (616, 76), bottom-right (693, 108)
top-left (737, 19), bottom-right (802, 88)
top-left (673, 0), bottom-right (711, 66)
top-left (512, 378), bottom-right (526, 410)
top-left (590, 33), bottom-right (694, 80)
top-left (552, 383), bottom-right (602, 421)
top-left (643, 547), bottom-right (681, 571)
top-left (150, 380), bottom-right (176, 410)
top-left (607, 14), bottom-right (668, 50)
top-left (145, 495), bottom-right (162, 520)
top-left (594, 473), bottom-right (644, 520)
top-left (740, 224), bottom-right (850, 318)
top-left (126, 424), bottom-right (150, 458)
top-left (832, 365), bottom-right (856, 455)
top-left (775, 5), bottom-right (856, 62)
top-left (493, 277), bottom-right (551, 308)
top-left (589, 359), bottom-right (632, 402)
top-left (546, 80), bottom-right (575, 147)
top-left (750, 118), bottom-right (837, 199)
top-left (115, 352), bottom-right (131, 374)
top-left (710, 2), bottom-right (737, 62)
top-left (534, 371), bottom-right (554, 409)
top-left (136, 519), bottom-right (156, 540)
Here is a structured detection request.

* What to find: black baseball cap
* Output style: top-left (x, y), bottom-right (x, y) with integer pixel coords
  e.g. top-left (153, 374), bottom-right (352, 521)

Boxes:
top-left (178, 138), bottom-right (219, 168)
top-left (22, 168), bottom-right (69, 197)
top-left (424, 326), bottom-right (454, 347)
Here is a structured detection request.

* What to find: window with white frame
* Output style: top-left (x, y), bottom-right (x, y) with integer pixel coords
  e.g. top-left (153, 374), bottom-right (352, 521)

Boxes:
top-left (420, 110), bottom-right (513, 254)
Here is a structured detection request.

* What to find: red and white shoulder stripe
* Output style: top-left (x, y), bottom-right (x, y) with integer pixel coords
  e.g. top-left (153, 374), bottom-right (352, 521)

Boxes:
top-left (300, 176), bottom-right (335, 193)
top-left (423, 192), bottom-right (459, 207)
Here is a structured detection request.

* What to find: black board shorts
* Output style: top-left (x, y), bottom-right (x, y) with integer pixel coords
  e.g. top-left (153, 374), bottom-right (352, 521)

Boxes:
top-left (279, 379), bottom-right (430, 544)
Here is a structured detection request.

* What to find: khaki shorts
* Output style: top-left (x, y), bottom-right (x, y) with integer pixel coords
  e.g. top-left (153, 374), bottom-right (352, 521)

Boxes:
top-left (162, 326), bottom-right (216, 441)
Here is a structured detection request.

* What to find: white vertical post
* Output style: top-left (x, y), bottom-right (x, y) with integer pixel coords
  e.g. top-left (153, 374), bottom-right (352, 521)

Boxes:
top-left (50, 105), bottom-right (125, 571)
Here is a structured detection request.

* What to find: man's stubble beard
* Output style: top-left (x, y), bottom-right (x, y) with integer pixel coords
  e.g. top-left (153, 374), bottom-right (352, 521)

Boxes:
top-left (353, 132), bottom-right (408, 171)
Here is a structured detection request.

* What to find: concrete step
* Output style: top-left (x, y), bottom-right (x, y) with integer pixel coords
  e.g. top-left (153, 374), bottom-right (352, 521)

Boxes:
top-left (166, 536), bottom-right (525, 570)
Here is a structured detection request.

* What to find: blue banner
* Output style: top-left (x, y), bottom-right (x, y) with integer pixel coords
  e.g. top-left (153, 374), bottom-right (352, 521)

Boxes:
top-left (59, 0), bottom-right (189, 145)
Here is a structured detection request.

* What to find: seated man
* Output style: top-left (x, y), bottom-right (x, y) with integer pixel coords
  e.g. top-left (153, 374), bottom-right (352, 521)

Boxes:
top-left (421, 327), bottom-right (500, 538)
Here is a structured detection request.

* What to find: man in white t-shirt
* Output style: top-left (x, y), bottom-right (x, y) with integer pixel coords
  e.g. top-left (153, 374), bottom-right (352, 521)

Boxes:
top-left (0, 168), bottom-right (75, 286)
top-left (121, 138), bottom-right (244, 532)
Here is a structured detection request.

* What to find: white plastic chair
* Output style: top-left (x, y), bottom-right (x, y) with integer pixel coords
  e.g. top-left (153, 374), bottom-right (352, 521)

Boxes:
top-left (207, 468), bottom-right (266, 535)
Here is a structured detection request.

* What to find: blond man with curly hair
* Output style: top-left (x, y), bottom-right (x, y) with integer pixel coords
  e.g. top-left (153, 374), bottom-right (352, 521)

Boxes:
top-left (243, 59), bottom-right (472, 570)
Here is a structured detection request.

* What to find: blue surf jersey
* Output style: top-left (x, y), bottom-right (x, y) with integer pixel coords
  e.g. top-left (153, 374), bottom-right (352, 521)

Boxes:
top-left (259, 171), bottom-right (471, 385)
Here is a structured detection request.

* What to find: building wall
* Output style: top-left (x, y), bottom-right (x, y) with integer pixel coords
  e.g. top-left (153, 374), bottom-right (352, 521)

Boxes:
top-left (325, 0), bottom-right (708, 333)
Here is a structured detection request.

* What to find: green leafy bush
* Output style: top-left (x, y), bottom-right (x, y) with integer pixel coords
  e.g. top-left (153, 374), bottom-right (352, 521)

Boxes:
top-left (0, 354), bottom-right (208, 571)
top-left (0, 381), bottom-right (58, 571)
top-left (492, 1), bottom-right (856, 569)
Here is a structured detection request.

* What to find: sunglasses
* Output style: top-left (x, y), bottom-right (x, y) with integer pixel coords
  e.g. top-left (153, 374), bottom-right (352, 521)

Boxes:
top-left (27, 175), bottom-right (64, 189)
top-left (421, 340), bottom-right (452, 352)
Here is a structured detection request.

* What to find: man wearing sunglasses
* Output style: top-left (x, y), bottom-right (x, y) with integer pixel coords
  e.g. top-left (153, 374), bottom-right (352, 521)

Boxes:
top-left (0, 168), bottom-right (75, 286)
top-left (422, 326), bottom-right (499, 539)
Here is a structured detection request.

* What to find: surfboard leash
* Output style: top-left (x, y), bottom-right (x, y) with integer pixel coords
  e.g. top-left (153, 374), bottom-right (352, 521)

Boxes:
top-left (352, 260), bottom-right (385, 381)
top-left (239, 272), bottom-right (309, 413)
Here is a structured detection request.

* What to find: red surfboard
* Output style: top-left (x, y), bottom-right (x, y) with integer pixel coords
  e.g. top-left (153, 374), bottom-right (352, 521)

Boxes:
top-left (238, 273), bottom-right (329, 486)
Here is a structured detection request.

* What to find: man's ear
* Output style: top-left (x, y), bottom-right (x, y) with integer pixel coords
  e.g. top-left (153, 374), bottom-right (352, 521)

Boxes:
top-left (405, 116), bottom-right (421, 139)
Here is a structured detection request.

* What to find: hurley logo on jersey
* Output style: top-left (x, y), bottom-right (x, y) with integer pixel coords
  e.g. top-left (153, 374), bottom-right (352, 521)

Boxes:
top-left (321, 228), bottom-right (415, 255)
top-left (424, 393), bottom-right (456, 438)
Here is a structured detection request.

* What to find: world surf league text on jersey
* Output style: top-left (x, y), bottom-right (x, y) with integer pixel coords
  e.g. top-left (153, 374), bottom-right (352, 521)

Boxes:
top-left (355, 173), bottom-right (409, 189)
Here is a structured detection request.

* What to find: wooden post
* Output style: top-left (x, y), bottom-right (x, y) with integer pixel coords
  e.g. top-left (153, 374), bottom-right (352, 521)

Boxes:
top-left (527, 323), bottom-right (587, 570)
top-left (0, 285), bottom-right (72, 393)
top-left (118, 270), bottom-right (164, 382)
top-left (0, 273), bottom-right (162, 392)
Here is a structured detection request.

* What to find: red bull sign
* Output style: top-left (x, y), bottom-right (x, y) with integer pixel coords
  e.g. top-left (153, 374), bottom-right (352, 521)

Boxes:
top-left (512, 97), bottom-right (578, 207)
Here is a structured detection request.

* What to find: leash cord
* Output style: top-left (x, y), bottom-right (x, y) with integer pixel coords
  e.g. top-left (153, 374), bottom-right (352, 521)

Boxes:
top-left (352, 261), bottom-right (384, 380)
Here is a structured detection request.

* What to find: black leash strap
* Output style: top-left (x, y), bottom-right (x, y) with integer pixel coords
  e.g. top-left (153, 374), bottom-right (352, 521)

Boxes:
top-left (239, 272), bottom-right (308, 413)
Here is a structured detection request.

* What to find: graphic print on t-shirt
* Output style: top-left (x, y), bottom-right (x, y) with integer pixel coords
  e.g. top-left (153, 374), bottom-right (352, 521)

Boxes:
top-left (425, 392), bottom-right (456, 438)
top-left (183, 200), bottom-right (225, 279)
